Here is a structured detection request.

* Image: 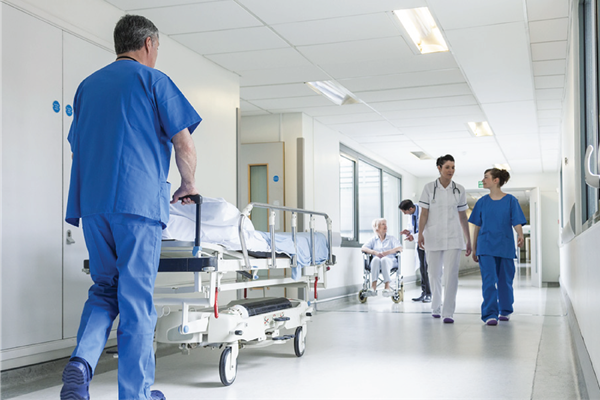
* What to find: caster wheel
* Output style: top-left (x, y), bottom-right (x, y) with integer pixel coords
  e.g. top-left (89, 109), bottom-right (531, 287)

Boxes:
top-left (219, 346), bottom-right (237, 386)
top-left (294, 326), bottom-right (306, 357)
top-left (358, 290), bottom-right (368, 303)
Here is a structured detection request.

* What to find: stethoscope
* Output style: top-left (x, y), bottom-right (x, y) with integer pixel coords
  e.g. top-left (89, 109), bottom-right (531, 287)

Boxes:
top-left (431, 179), bottom-right (461, 203)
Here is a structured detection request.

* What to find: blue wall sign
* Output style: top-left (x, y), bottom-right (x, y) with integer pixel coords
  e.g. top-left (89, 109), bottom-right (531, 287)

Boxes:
top-left (52, 101), bottom-right (60, 113)
top-left (273, 175), bottom-right (279, 182)
top-left (66, 105), bottom-right (73, 117)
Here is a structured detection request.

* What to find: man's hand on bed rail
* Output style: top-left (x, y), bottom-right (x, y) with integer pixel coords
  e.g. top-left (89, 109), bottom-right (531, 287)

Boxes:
top-left (171, 184), bottom-right (200, 205)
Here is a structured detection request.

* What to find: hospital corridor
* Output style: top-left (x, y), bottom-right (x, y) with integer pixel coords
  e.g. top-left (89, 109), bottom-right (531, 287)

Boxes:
top-left (2, 0), bottom-right (600, 399)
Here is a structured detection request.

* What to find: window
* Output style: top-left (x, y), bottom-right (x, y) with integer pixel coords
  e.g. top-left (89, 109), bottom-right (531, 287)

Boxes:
top-left (358, 161), bottom-right (381, 243)
top-left (339, 145), bottom-right (402, 246)
top-left (580, 0), bottom-right (600, 225)
top-left (339, 156), bottom-right (355, 240)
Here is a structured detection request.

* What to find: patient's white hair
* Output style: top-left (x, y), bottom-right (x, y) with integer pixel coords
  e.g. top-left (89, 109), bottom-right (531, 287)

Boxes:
top-left (372, 218), bottom-right (386, 234)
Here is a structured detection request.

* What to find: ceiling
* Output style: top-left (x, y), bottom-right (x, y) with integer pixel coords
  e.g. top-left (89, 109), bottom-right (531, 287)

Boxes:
top-left (105, 0), bottom-right (569, 178)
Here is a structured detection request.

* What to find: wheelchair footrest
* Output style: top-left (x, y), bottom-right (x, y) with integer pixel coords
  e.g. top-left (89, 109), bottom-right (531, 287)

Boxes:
top-left (272, 335), bottom-right (295, 341)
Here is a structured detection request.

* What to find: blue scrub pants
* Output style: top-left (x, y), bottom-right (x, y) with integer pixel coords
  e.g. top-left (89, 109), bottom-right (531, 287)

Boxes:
top-left (73, 213), bottom-right (162, 400)
top-left (478, 255), bottom-right (515, 322)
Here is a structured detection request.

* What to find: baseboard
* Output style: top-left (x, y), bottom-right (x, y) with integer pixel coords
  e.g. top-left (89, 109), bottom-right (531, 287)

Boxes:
top-left (561, 282), bottom-right (600, 399)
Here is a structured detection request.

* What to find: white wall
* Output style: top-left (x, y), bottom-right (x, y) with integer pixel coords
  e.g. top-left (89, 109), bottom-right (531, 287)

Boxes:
top-left (241, 113), bottom-right (421, 297)
top-left (560, 0), bottom-right (600, 387)
top-left (1, 0), bottom-right (239, 368)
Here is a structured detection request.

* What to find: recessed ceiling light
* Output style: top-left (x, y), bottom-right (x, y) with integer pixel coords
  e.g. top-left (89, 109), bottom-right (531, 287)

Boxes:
top-left (467, 121), bottom-right (494, 137)
top-left (305, 81), bottom-right (359, 106)
top-left (410, 151), bottom-right (432, 160)
top-left (393, 7), bottom-right (448, 54)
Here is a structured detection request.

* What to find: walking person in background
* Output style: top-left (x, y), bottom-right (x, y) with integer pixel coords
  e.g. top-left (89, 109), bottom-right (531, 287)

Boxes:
top-left (417, 155), bottom-right (472, 323)
top-left (469, 168), bottom-right (527, 326)
top-left (400, 199), bottom-right (431, 303)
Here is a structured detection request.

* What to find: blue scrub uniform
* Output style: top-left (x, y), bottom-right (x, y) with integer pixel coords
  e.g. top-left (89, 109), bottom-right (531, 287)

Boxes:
top-left (468, 194), bottom-right (527, 322)
top-left (66, 60), bottom-right (201, 399)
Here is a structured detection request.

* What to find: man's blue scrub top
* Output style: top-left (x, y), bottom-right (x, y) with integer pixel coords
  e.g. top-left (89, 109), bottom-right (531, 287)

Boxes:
top-left (66, 60), bottom-right (201, 228)
top-left (468, 194), bottom-right (527, 259)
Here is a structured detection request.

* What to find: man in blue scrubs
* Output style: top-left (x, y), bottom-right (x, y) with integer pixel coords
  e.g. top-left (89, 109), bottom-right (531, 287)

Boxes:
top-left (62, 15), bottom-right (201, 400)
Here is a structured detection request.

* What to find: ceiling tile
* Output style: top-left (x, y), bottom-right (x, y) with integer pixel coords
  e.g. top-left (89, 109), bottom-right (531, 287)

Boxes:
top-left (532, 60), bottom-right (567, 76)
top-left (445, 22), bottom-right (535, 103)
top-left (526, 0), bottom-right (570, 21)
top-left (537, 109), bottom-right (561, 118)
top-left (236, 0), bottom-right (426, 24)
top-left (358, 83), bottom-right (473, 103)
top-left (380, 105), bottom-right (485, 120)
top-left (531, 41), bottom-right (568, 61)
top-left (297, 36), bottom-right (412, 65)
top-left (271, 13), bottom-right (400, 46)
top-left (390, 114), bottom-right (481, 128)
top-left (173, 27), bottom-right (288, 55)
top-left (340, 69), bottom-right (466, 92)
top-left (105, 0), bottom-right (218, 10)
top-left (529, 18), bottom-right (569, 43)
top-left (131, 1), bottom-right (262, 35)
top-left (251, 95), bottom-right (335, 110)
top-left (239, 66), bottom-right (330, 86)
top-left (330, 121), bottom-right (402, 137)
top-left (428, 0), bottom-right (525, 30)
top-left (538, 117), bottom-right (562, 126)
top-left (372, 95), bottom-right (478, 112)
top-left (536, 88), bottom-right (564, 100)
top-left (482, 101), bottom-right (539, 135)
top-left (241, 83), bottom-right (317, 100)
top-left (320, 52), bottom-right (459, 78)
top-left (534, 75), bottom-right (565, 89)
top-left (314, 113), bottom-right (385, 125)
top-left (353, 134), bottom-right (413, 144)
top-left (537, 99), bottom-right (562, 109)
top-left (274, 103), bottom-right (374, 117)
top-left (207, 48), bottom-right (312, 72)
top-left (540, 126), bottom-right (561, 134)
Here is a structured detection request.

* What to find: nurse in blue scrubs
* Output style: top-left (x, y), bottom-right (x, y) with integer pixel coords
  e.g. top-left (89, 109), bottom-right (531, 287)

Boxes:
top-left (469, 168), bottom-right (527, 326)
top-left (62, 15), bottom-right (201, 400)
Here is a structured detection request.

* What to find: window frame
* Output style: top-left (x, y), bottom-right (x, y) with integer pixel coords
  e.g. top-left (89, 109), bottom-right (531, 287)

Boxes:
top-left (339, 145), bottom-right (402, 247)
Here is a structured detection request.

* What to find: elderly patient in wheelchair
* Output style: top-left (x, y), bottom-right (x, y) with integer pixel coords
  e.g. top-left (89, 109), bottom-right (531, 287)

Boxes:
top-left (361, 218), bottom-right (403, 298)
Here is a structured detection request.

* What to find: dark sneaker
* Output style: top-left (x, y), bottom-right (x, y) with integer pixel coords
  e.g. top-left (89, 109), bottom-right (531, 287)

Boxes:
top-left (499, 315), bottom-right (510, 321)
top-left (486, 318), bottom-right (498, 326)
top-left (432, 314), bottom-right (441, 318)
top-left (60, 361), bottom-right (90, 400)
top-left (443, 317), bottom-right (454, 323)
top-left (150, 390), bottom-right (167, 400)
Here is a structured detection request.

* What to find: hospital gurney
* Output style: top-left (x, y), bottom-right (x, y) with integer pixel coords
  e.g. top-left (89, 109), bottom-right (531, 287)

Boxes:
top-left (153, 195), bottom-right (335, 385)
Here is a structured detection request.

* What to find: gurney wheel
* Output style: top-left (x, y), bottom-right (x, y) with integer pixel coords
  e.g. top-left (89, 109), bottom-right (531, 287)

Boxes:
top-left (294, 326), bottom-right (305, 357)
top-left (358, 290), bottom-right (368, 303)
top-left (219, 346), bottom-right (237, 386)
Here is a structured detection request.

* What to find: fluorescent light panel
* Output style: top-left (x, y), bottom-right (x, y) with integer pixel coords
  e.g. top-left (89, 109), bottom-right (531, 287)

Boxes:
top-left (467, 121), bottom-right (494, 137)
top-left (410, 151), bottom-right (432, 160)
top-left (305, 81), bottom-right (359, 106)
top-left (494, 163), bottom-right (511, 170)
top-left (393, 7), bottom-right (448, 54)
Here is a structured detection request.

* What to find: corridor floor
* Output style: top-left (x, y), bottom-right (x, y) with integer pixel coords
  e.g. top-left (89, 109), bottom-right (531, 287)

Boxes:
top-left (3, 270), bottom-right (586, 399)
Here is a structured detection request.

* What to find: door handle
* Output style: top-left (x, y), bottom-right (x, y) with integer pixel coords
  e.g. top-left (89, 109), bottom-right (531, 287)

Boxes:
top-left (66, 230), bottom-right (75, 245)
top-left (584, 145), bottom-right (600, 189)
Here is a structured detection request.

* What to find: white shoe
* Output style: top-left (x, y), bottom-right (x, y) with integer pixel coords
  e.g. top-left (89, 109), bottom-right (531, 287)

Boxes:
top-left (382, 289), bottom-right (392, 297)
top-left (366, 289), bottom-right (377, 297)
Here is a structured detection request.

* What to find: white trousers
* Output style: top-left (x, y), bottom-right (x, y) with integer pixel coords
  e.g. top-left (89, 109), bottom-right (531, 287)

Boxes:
top-left (370, 256), bottom-right (393, 284)
top-left (426, 249), bottom-right (461, 318)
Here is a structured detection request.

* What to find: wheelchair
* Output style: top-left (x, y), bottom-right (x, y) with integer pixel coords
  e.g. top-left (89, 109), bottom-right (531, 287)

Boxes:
top-left (358, 252), bottom-right (404, 304)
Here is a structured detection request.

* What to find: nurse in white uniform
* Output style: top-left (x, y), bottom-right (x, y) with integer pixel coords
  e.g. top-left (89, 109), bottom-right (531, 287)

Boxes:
top-left (417, 155), bottom-right (472, 323)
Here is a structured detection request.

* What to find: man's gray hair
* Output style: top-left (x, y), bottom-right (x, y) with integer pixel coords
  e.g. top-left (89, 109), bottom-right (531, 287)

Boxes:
top-left (114, 15), bottom-right (159, 55)
top-left (372, 218), bottom-right (386, 234)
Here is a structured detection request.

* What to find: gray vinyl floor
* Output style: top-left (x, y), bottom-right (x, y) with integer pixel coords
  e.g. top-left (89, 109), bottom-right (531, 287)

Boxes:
top-left (2, 268), bottom-right (587, 399)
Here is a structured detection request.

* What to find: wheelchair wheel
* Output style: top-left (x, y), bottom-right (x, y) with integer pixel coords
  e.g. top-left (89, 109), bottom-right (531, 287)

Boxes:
top-left (358, 289), bottom-right (368, 303)
top-left (391, 292), bottom-right (401, 304)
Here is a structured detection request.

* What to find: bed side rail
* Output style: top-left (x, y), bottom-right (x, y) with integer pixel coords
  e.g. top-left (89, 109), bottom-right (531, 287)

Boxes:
top-left (238, 203), bottom-right (334, 270)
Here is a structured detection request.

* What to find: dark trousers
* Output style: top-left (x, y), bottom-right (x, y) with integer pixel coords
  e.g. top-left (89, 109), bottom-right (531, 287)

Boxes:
top-left (417, 247), bottom-right (431, 295)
